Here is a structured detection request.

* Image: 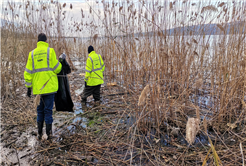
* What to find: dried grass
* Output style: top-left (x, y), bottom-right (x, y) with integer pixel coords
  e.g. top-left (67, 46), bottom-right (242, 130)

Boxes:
top-left (1, 0), bottom-right (246, 164)
top-left (34, 95), bottom-right (40, 109)
top-left (218, 2), bottom-right (225, 7)
top-left (107, 82), bottom-right (117, 86)
top-left (227, 123), bottom-right (237, 129)
top-left (194, 78), bottom-right (203, 88)
top-left (169, 2), bottom-right (173, 10)
top-left (196, 107), bottom-right (200, 120)
top-left (203, 118), bottom-right (207, 134)
top-left (79, 73), bottom-right (85, 77)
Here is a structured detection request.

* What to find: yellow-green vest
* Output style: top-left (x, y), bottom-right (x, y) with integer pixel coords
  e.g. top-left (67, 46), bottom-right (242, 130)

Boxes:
top-left (84, 51), bottom-right (105, 86)
top-left (24, 41), bottom-right (62, 95)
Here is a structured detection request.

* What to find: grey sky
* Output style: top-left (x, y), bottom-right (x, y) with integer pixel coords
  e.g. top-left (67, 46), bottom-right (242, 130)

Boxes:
top-left (1, 0), bottom-right (246, 37)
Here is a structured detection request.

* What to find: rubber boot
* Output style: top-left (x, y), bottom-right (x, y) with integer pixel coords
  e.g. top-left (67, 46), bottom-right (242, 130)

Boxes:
top-left (81, 98), bottom-right (87, 109)
top-left (46, 124), bottom-right (52, 140)
top-left (37, 121), bottom-right (43, 140)
top-left (94, 100), bottom-right (100, 107)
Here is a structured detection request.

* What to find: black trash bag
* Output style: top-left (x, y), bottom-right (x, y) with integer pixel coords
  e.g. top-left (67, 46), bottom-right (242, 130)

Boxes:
top-left (54, 58), bottom-right (74, 112)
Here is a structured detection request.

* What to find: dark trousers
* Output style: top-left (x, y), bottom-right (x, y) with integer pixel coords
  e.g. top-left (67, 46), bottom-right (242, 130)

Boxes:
top-left (81, 83), bottom-right (101, 102)
top-left (37, 94), bottom-right (55, 124)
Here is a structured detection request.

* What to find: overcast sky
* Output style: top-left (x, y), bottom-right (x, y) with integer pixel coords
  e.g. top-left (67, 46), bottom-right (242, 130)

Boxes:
top-left (1, 0), bottom-right (246, 37)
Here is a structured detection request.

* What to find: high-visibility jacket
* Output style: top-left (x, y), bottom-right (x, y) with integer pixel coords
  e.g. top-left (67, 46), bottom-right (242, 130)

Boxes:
top-left (24, 41), bottom-right (62, 95)
top-left (84, 51), bottom-right (105, 86)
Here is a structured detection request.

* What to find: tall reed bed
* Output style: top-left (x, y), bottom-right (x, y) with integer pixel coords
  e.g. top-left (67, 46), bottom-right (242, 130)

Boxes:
top-left (1, 0), bottom-right (83, 99)
top-left (90, 0), bottom-right (246, 132)
top-left (1, 0), bottom-right (246, 131)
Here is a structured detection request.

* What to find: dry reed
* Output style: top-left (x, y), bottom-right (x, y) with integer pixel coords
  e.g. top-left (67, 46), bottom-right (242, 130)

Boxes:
top-left (34, 95), bottom-right (40, 110)
top-left (203, 118), bottom-right (208, 134)
top-left (1, 0), bottom-right (246, 164)
top-left (138, 84), bottom-right (150, 106)
top-left (107, 82), bottom-right (117, 86)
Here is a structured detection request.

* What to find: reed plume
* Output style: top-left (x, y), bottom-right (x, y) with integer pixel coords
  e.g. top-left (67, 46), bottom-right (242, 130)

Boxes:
top-left (201, 5), bottom-right (218, 13)
top-left (138, 84), bottom-right (150, 106)
top-left (93, 34), bottom-right (98, 41)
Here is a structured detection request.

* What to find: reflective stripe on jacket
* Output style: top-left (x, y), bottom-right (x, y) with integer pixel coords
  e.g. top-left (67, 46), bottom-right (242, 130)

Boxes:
top-left (24, 41), bottom-right (62, 95)
top-left (84, 51), bottom-right (105, 86)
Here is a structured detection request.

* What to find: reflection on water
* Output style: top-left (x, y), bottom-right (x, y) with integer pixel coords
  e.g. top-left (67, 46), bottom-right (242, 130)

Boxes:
top-left (73, 61), bottom-right (84, 70)
top-left (71, 108), bottom-right (87, 128)
top-left (68, 105), bottom-right (88, 130)
top-left (53, 103), bottom-right (88, 136)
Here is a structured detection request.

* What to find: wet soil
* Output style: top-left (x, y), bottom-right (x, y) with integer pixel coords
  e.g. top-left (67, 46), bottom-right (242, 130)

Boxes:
top-left (1, 59), bottom-right (246, 165)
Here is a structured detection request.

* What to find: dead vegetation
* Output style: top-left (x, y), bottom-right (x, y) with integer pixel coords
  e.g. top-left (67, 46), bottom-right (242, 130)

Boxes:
top-left (1, 0), bottom-right (246, 165)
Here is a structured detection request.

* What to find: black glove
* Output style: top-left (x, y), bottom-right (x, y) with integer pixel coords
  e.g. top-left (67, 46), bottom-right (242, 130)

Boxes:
top-left (27, 88), bottom-right (31, 98)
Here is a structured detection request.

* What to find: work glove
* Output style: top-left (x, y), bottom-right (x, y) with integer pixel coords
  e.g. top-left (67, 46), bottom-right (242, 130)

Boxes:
top-left (59, 53), bottom-right (66, 60)
top-left (27, 88), bottom-right (31, 98)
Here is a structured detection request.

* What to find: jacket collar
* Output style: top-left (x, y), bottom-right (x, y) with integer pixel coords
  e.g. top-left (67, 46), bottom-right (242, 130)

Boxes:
top-left (89, 51), bottom-right (96, 56)
top-left (37, 41), bottom-right (49, 48)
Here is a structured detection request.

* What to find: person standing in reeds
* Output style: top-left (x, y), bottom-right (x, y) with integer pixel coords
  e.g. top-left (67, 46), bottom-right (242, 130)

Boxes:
top-left (24, 33), bottom-right (64, 140)
top-left (81, 46), bottom-right (105, 107)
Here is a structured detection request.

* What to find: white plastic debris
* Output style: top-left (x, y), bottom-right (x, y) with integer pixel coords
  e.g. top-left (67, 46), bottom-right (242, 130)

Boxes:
top-left (42, 134), bottom-right (48, 140)
top-left (28, 137), bottom-right (36, 147)
top-left (75, 84), bottom-right (85, 96)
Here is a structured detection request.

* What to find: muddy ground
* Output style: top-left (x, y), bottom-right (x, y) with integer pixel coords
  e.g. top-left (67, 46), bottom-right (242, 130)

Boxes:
top-left (1, 59), bottom-right (246, 166)
top-left (1, 59), bottom-right (136, 165)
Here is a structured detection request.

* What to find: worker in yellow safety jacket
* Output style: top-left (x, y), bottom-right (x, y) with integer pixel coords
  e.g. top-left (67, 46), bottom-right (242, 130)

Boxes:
top-left (81, 45), bottom-right (105, 107)
top-left (24, 33), bottom-right (64, 140)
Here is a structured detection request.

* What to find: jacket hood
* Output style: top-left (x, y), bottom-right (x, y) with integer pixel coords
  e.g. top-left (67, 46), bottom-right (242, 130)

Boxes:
top-left (37, 41), bottom-right (49, 48)
top-left (88, 51), bottom-right (96, 56)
